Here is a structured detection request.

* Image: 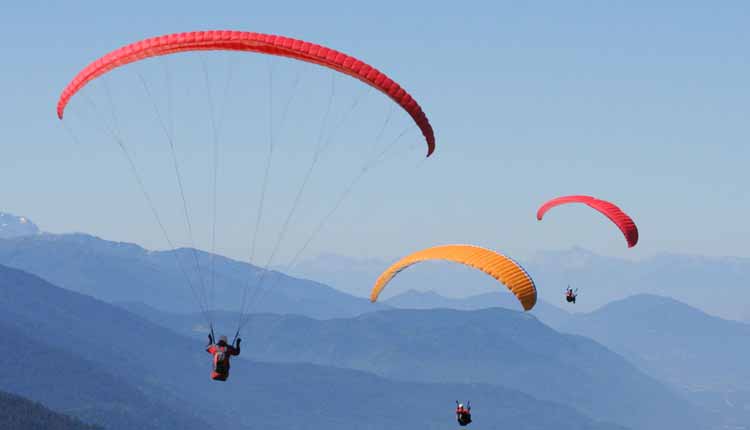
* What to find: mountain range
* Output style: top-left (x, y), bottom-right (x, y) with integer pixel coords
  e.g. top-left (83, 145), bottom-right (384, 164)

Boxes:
top-left (359, 289), bottom-right (750, 429)
top-left (293, 248), bottom-right (750, 321)
top-left (0, 232), bottom-right (387, 319)
top-left (558, 294), bottom-right (750, 429)
top-left (383, 289), bottom-right (573, 328)
top-left (0, 263), bottom-right (629, 430)
top-left (122, 304), bottom-right (709, 430)
top-left (0, 213), bottom-right (742, 429)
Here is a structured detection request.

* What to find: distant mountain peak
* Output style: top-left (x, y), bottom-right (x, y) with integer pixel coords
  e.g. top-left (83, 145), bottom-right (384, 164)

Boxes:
top-left (596, 293), bottom-right (684, 310)
top-left (532, 247), bottom-right (607, 268)
top-left (0, 212), bottom-right (40, 239)
top-left (383, 289), bottom-right (455, 309)
top-left (587, 293), bottom-right (718, 325)
top-left (393, 289), bottom-right (444, 299)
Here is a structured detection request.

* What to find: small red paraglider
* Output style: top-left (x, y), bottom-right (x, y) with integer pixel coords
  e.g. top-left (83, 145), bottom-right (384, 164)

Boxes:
top-left (537, 195), bottom-right (639, 248)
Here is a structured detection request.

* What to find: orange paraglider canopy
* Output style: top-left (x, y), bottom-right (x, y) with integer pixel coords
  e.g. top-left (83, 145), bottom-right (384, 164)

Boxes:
top-left (370, 244), bottom-right (537, 311)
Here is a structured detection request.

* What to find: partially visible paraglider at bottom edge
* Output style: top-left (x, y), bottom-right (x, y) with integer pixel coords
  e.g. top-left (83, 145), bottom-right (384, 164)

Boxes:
top-left (370, 244), bottom-right (537, 311)
top-left (456, 400), bottom-right (472, 426)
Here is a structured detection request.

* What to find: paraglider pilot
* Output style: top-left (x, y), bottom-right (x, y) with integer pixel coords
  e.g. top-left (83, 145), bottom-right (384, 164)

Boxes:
top-left (206, 333), bottom-right (241, 381)
top-left (565, 286), bottom-right (577, 304)
top-left (456, 400), bottom-right (472, 426)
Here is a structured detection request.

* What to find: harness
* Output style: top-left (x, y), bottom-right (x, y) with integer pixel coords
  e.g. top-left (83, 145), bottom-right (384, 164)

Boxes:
top-left (213, 346), bottom-right (229, 374)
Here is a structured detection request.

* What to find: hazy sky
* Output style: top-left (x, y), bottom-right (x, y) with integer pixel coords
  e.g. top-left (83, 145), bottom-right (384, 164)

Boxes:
top-left (1, 1), bottom-right (749, 266)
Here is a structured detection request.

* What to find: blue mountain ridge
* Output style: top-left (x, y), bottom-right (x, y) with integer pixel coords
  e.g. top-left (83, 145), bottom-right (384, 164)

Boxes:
top-left (0, 233), bottom-right (388, 318)
top-left (558, 294), bottom-right (750, 429)
top-left (122, 303), bottom-right (709, 430)
top-left (383, 290), bottom-right (750, 429)
top-left (0, 263), bottom-right (626, 430)
top-left (383, 289), bottom-right (573, 327)
top-left (293, 249), bottom-right (750, 321)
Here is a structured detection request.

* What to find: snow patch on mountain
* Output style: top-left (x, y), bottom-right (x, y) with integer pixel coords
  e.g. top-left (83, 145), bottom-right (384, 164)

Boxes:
top-left (0, 212), bottom-right (40, 239)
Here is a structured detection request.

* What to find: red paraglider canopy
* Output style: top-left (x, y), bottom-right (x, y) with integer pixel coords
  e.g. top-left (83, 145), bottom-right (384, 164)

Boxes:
top-left (537, 195), bottom-right (639, 248)
top-left (56, 30), bottom-right (435, 156)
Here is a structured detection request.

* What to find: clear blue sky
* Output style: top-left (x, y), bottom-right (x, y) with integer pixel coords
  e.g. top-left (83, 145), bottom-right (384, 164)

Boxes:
top-left (1, 1), bottom-right (748, 265)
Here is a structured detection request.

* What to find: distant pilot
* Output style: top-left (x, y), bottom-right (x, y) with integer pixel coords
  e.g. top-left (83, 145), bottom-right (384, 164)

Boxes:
top-left (565, 286), bottom-right (577, 304)
top-left (456, 401), bottom-right (472, 426)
